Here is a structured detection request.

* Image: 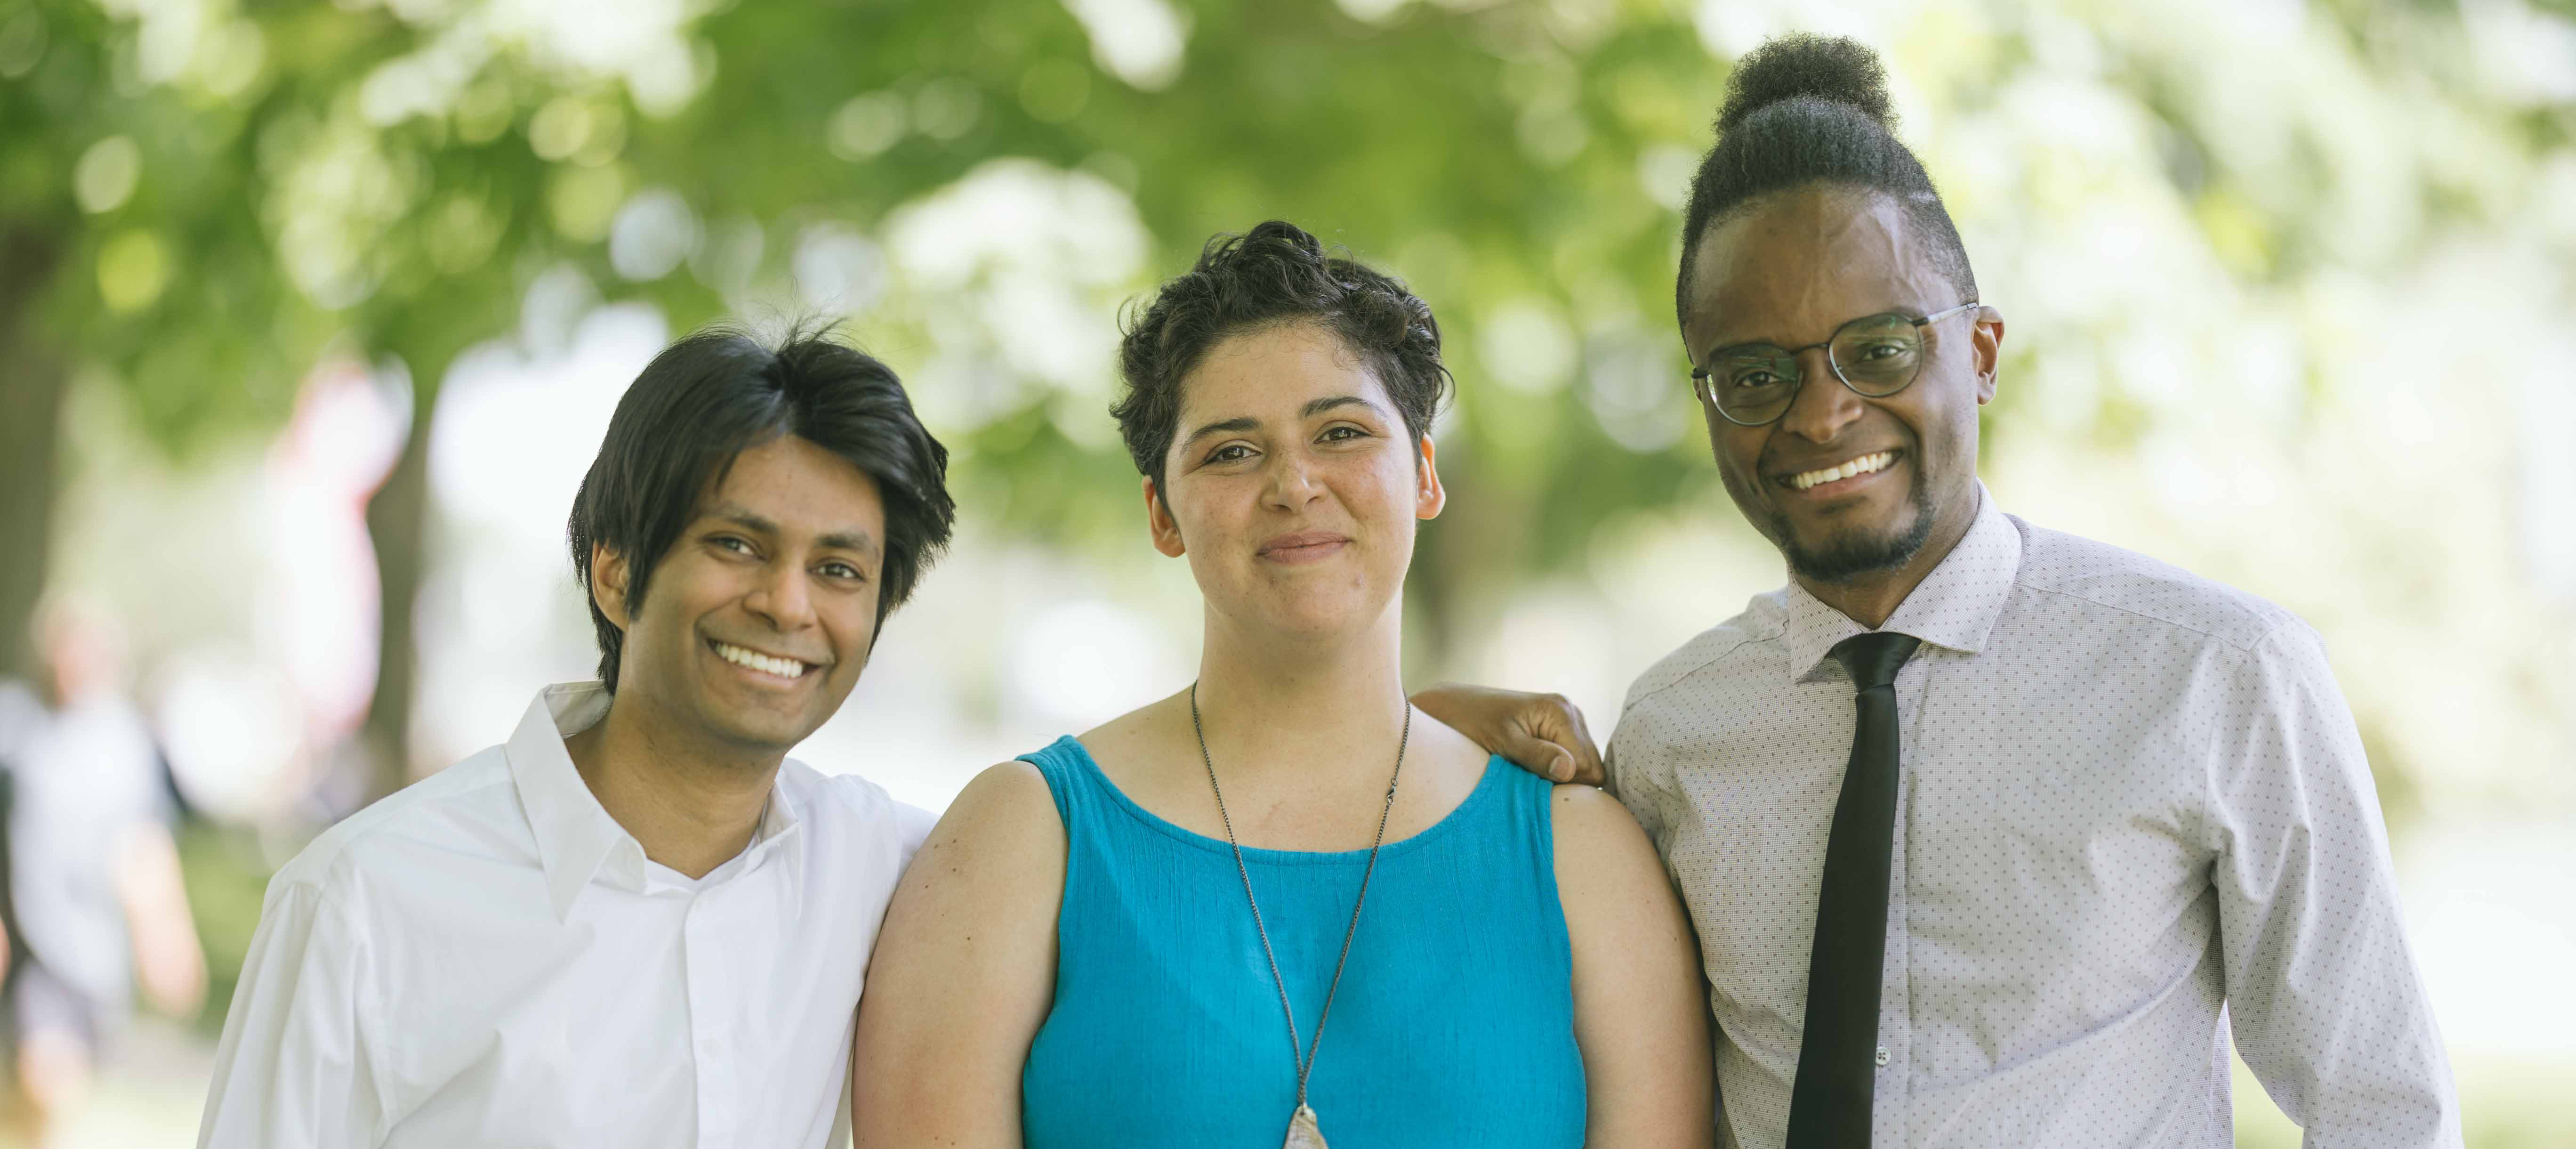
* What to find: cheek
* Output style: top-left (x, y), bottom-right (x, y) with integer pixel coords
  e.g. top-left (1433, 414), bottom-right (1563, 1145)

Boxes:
top-left (1714, 428), bottom-right (1766, 483)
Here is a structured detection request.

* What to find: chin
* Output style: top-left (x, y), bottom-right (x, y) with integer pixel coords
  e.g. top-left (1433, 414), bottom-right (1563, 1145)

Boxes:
top-left (706, 709), bottom-right (820, 754)
top-left (1254, 593), bottom-right (1386, 641)
top-left (1784, 514), bottom-right (1934, 584)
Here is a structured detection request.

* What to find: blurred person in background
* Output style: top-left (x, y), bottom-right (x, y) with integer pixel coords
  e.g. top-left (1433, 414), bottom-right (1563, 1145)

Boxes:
top-left (852, 222), bottom-right (1713, 1149)
top-left (1437, 34), bottom-right (2460, 1149)
top-left (0, 597), bottom-right (206, 1149)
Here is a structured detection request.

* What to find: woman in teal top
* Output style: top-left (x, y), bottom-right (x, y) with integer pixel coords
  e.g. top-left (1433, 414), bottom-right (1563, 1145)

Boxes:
top-left (853, 221), bottom-right (1713, 1148)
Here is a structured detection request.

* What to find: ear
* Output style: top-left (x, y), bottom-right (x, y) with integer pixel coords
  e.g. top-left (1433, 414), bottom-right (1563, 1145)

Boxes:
top-left (589, 543), bottom-right (633, 631)
top-left (1144, 476), bottom-right (1186, 558)
top-left (1414, 434), bottom-right (1446, 521)
top-left (1970, 305), bottom-right (2005, 405)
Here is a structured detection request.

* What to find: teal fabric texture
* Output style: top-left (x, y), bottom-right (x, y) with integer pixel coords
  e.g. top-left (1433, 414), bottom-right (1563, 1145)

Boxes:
top-left (1017, 735), bottom-right (1587, 1149)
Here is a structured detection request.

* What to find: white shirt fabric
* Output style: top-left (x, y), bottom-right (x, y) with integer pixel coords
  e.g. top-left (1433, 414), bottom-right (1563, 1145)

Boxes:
top-left (1608, 485), bottom-right (2459, 1149)
top-left (198, 682), bottom-right (934, 1149)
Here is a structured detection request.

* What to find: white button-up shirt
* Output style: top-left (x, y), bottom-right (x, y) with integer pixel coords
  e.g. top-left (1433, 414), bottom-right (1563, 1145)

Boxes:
top-left (1609, 486), bottom-right (2459, 1149)
top-left (198, 683), bottom-right (932, 1149)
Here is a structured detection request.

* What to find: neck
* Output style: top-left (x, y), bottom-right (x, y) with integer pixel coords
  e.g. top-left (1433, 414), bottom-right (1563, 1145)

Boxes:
top-left (564, 693), bottom-right (780, 879)
top-left (1189, 602), bottom-right (1411, 786)
top-left (1792, 485), bottom-right (1982, 630)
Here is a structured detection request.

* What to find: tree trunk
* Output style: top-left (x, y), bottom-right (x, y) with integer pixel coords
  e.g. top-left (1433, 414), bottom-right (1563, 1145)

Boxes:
top-left (358, 387), bottom-right (435, 800)
top-left (0, 221), bottom-right (68, 683)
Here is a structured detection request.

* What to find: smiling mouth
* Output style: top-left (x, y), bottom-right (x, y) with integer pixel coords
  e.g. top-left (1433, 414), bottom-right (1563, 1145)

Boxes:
top-left (708, 639), bottom-right (817, 681)
top-left (1257, 533), bottom-right (1352, 563)
top-left (1779, 450), bottom-right (1900, 493)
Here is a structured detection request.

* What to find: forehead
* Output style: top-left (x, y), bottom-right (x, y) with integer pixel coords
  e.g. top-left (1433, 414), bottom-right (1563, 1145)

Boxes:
top-left (1682, 185), bottom-right (1947, 349)
top-left (1177, 322), bottom-right (1391, 424)
top-left (701, 434), bottom-right (885, 528)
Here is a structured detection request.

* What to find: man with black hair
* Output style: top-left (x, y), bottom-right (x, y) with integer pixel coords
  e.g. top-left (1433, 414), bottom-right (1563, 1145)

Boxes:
top-left (1454, 32), bottom-right (2458, 1149)
top-left (196, 327), bottom-right (958, 1148)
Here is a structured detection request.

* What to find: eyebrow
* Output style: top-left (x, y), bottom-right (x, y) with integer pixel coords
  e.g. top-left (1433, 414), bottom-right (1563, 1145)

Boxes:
top-left (1178, 395), bottom-right (1387, 451)
top-left (705, 503), bottom-right (881, 559)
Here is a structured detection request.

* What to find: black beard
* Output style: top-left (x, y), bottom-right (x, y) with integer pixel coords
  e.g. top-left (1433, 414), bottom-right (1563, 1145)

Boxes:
top-left (1774, 468), bottom-right (1939, 585)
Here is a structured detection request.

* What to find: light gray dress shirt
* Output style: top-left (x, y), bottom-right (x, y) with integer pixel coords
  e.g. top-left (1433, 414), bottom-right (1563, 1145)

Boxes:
top-left (1608, 485), bottom-right (2460, 1149)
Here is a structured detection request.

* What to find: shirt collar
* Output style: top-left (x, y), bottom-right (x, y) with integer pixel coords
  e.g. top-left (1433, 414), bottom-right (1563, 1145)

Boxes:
top-left (753, 774), bottom-right (810, 919)
top-left (505, 682), bottom-right (811, 921)
top-left (1779, 481), bottom-right (2023, 684)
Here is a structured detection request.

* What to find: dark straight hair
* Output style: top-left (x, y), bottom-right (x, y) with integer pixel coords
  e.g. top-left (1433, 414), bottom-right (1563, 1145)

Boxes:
top-left (566, 322), bottom-right (956, 692)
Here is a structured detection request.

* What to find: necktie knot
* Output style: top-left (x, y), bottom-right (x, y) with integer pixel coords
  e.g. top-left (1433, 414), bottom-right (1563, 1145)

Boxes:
top-left (1830, 631), bottom-right (1921, 692)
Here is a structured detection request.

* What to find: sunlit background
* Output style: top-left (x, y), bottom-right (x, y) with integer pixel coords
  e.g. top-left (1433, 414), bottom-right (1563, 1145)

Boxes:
top-left (1, 0), bottom-right (2571, 1144)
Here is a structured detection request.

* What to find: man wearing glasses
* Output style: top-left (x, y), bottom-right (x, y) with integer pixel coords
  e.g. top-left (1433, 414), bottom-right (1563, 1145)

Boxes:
top-left (1522, 33), bottom-right (2458, 1149)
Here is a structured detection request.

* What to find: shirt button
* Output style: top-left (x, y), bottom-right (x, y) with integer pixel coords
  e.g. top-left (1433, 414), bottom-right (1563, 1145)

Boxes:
top-left (1875, 1045), bottom-right (1891, 1067)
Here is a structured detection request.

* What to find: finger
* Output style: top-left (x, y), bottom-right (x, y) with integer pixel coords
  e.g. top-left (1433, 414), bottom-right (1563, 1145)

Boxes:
top-left (1497, 731), bottom-right (1578, 783)
top-left (1528, 695), bottom-right (1605, 785)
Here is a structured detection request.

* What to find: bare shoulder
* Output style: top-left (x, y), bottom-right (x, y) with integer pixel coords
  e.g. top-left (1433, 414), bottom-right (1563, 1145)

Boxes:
top-left (1549, 784), bottom-right (1663, 881)
top-left (1073, 691), bottom-right (1190, 780)
top-left (1409, 705), bottom-right (1522, 780)
top-left (906, 760), bottom-right (1064, 885)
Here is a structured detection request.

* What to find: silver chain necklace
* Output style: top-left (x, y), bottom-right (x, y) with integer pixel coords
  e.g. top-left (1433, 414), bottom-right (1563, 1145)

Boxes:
top-left (1190, 681), bottom-right (1409, 1149)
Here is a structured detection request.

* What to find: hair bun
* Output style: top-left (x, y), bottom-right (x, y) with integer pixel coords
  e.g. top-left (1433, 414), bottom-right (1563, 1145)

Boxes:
top-left (1715, 34), bottom-right (1895, 137)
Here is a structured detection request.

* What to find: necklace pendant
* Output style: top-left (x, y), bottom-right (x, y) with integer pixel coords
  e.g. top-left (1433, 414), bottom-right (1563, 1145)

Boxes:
top-left (1282, 1103), bottom-right (1329, 1149)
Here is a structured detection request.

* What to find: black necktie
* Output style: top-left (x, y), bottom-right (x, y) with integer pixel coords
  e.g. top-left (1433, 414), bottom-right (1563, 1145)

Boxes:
top-left (1785, 631), bottom-right (1921, 1149)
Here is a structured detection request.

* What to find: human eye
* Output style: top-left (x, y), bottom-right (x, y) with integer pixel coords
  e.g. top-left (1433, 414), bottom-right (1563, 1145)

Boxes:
top-left (708, 534), bottom-right (757, 557)
top-left (1718, 347), bottom-right (1793, 392)
top-left (1319, 424), bottom-right (1371, 443)
top-left (818, 559), bottom-right (869, 583)
top-left (1206, 443), bottom-right (1256, 464)
top-left (1727, 361), bottom-right (1789, 390)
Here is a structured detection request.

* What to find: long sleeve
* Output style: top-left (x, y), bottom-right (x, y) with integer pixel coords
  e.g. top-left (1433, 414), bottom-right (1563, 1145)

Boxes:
top-left (2204, 623), bottom-right (2461, 1149)
top-left (198, 875), bottom-right (385, 1149)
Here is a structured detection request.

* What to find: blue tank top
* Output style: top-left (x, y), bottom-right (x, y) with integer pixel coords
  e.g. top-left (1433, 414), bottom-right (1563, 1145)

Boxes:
top-left (1018, 736), bottom-right (1586, 1149)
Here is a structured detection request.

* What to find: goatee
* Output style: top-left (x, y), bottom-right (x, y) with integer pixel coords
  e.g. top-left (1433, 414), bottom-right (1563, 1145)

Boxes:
top-left (1776, 473), bottom-right (1938, 585)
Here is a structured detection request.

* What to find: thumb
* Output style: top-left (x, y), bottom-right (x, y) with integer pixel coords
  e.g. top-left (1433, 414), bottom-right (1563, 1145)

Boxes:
top-left (1500, 730), bottom-right (1579, 783)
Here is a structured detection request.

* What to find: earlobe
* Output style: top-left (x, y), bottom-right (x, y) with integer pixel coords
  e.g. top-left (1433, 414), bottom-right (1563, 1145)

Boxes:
top-left (1144, 477), bottom-right (1186, 558)
top-left (1415, 435), bottom-right (1447, 520)
top-left (590, 545), bottom-right (630, 630)
top-left (1972, 310), bottom-right (2006, 405)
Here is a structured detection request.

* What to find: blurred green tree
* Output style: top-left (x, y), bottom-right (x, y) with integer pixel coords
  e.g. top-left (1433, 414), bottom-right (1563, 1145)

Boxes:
top-left (5, 0), bottom-right (2568, 809)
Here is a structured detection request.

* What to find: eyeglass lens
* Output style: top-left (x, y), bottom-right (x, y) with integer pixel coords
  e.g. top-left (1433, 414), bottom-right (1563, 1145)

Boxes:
top-left (1706, 313), bottom-right (1926, 424)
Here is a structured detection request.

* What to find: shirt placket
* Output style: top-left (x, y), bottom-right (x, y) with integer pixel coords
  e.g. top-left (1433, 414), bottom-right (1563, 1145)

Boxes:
top-left (1876, 660), bottom-right (1928, 1149)
top-left (684, 875), bottom-right (738, 1149)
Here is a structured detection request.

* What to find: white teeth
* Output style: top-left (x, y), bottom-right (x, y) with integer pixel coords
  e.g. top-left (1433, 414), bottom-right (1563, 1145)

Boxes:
top-left (713, 641), bottom-right (807, 679)
top-left (1789, 452), bottom-right (1894, 491)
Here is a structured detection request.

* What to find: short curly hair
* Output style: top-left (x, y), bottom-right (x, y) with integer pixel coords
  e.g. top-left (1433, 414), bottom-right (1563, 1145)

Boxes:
top-left (1113, 220), bottom-right (1451, 492)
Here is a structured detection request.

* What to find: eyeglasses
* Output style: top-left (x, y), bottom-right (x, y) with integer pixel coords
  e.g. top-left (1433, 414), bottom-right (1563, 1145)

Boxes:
top-left (1689, 301), bottom-right (1983, 427)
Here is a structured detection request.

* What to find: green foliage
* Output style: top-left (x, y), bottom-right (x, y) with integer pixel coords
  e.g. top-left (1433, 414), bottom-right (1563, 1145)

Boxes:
top-left (8, 0), bottom-right (2574, 778)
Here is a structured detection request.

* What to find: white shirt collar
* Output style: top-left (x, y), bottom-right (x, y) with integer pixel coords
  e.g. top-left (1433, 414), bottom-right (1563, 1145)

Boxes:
top-left (1779, 481), bottom-right (2023, 683)
top-left (503, 682), bottom-right (810, 922)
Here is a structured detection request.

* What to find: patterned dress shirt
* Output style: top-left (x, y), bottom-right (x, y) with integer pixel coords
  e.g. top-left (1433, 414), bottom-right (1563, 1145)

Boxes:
top-left (1607, 484), bottom-right (2460, 1149)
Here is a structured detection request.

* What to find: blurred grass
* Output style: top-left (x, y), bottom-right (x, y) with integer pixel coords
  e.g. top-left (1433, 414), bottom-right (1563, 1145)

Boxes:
top-left (173, 819), bottom-right (277, 1038)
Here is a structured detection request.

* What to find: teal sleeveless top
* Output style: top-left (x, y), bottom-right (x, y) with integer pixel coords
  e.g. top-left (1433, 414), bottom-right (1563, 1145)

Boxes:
top-left (1017, 736), bottom-right (1586, 1149)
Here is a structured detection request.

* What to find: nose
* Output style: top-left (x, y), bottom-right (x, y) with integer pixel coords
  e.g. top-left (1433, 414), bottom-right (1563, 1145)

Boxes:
top-left (1775, 346), bottom-right (1867, 444)
top-left (1263, 448), bottom-right (1325, 511)
top-left (741, 558), bottom-right (817, 632)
